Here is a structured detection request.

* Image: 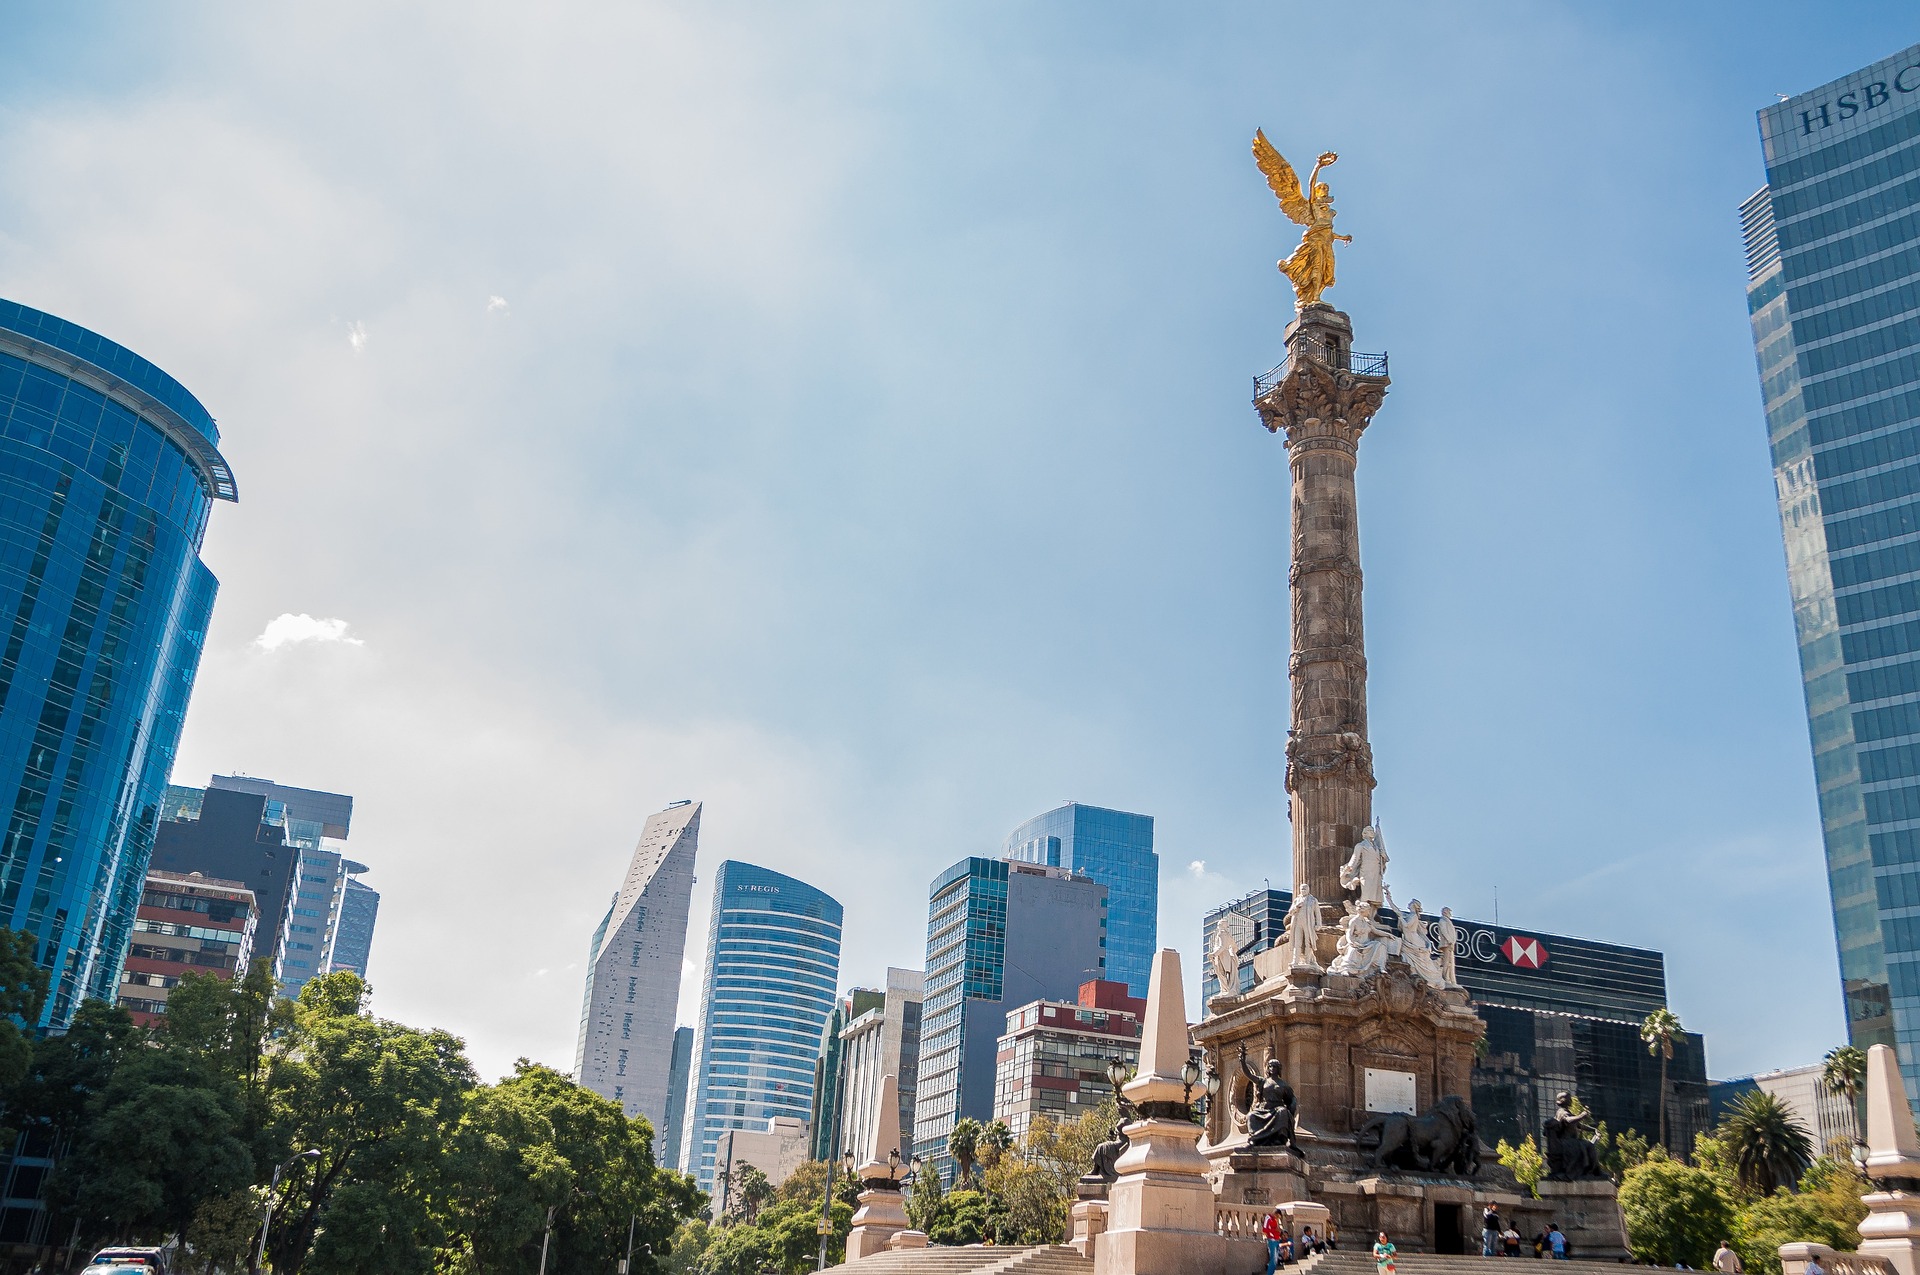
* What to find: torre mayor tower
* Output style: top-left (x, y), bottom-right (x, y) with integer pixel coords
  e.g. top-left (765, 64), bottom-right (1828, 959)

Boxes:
top-left (1745, 41), bottom-right (1920, 1092)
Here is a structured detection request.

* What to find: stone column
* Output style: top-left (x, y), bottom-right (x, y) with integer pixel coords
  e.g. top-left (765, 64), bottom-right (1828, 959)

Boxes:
top-left (1857, 1044), bottom-right (1920, 1275)
top-left (1254, 304), bottom-right (1390, 904)
top-left (845, 1073), bottom-right (918, 1261)
top-left (1096, 949), bottom-right (1253, 1275)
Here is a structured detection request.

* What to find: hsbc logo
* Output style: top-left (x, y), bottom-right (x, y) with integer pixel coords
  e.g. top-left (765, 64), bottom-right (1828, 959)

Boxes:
top-left (1501, 936), bottom-right (1548, 970)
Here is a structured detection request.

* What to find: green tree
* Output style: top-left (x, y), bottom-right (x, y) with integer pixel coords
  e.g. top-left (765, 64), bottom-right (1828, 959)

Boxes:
top-left (435, 1060), bottom-right (702, 1275)
top-left (906, 1159), bottom-right (943, 1231)
top-left (262, 972), bottom-right (476, 1275)
top-left (949, 1117), bottom-right (982, 1189)
top-left (1641, 1007), bottom-right (1682, 1152)
top-left (185, 1185), bottom-right (269, 1275)
top-left (1823, 1046), bottom-right (1868, 1151)
top-left (923, 1188), bottom-right (999, 1246)
top-left (978, 1120), bottom-right (1014, 1171)
top-left (50, 1048), bottom-right (254, 1247)
top-left (1733, 1191), bottom-right (1857, 1275)
top-left (758, 1196), bottom-right (853, 1272)
top-left (1495, 1136), bottom-right (1545, 1198)
top-left (14, 999), bottom-right (139, 1145)
top-left (1619, 1155), bottom-right (1734, 1267)
top-left (1600, 1126), bottom-right (1652, 1182)
top-left (724, 1162), bottom-right (773, 1225)
top-left (1722, 1090), bottom-right (1816, 1197)
top-left (663, 1218), bottom-right (714, 1275)
top-left (981, 1155), bottom-right (1066, 1245)
top-left (1023, 1102), bottom-right (1115, 1198)
top-left (0, 927), bottom-right (47, 1138)
top-left (775, 1159), bottom-right (857, 1210)
top-left (695, 1222), bottom-right (773, 1275)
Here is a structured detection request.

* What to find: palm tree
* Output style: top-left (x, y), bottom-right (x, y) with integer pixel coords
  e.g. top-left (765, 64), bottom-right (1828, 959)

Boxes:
top-left (949, 1117), bottom-right (982, 1189)
top-left (1823, 1044), bottom-right (1868, 1150)
top-left (979, 1119), bottom-right (1014, 1172)
top-left (1640, 1007), bottom-right (1682, 1152)
top-left (1722, 1089), bottom-right (1815, 1195)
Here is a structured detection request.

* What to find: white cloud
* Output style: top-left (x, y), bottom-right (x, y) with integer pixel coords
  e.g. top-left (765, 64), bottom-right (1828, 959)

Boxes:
top-left (346, 320), bottom-right (367, 352)
top-left (486, 295), bottom-right (509, 315)
top-left (254, 613), bottom-right (365, 652)
top-left (1187, 859), bottom-right (1207, 877)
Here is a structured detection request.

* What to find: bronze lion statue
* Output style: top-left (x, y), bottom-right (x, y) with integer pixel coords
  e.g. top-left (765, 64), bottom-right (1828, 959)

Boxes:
top-left (1354, 1094), bottom-right (1480, 1176)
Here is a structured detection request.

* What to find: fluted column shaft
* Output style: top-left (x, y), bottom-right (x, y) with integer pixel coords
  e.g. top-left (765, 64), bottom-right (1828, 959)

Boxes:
top-left (1254, 305), bottom-right (1389, 906)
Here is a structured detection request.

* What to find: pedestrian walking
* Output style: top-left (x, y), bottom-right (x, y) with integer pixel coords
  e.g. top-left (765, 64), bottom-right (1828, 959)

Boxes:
top-left (1712, 1241), bottom-right (1743, 1275)
top-left (1375, 1231), bottom-right (1398, 1275)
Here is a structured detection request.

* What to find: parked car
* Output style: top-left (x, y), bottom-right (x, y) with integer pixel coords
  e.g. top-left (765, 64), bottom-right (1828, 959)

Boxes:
top-left (83, 1247), bottom-right (171, 1274)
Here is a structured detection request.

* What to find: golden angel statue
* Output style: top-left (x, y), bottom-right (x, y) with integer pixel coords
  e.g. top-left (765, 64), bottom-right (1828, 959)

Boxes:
top-left (1252, 130), bottom-right (1350, 307)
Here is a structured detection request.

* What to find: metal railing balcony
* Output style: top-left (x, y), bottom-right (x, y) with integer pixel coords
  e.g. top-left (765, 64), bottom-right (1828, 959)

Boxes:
top-left (1253, 342), bottom-right (1388, 397)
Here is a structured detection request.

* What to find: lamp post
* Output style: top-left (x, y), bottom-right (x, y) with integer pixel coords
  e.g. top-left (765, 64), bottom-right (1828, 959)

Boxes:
top-left (620, 1213), bottom-right (637, 1275)
top-left (1180, 1058), bottom-right (1201, 1108)
top-left (250, 1149), bottom-right (321, 1275)
top-left (538, 1204), bottom-right (557, 1275)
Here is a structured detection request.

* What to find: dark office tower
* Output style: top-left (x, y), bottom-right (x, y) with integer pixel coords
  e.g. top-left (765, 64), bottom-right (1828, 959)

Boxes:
top-left (330, 876), bottom-right (380, 978)
top-left (0, 300), bottom-right (236, 1026)
top-left (153, 784), bottom-right (302, 984)
top-left (912, 858), bottom-right (1107, 1183)
top-left (681, 861), bottom-right (843, 1194)
top-left (662, 1026), bottom-right (694, 1171)
top-left (1744, 41), bottom-right (1920, 1092)
top-left (1004, 803), bottom-right (1157, 997)
top-left (208, 774), bottom-right (362, 991)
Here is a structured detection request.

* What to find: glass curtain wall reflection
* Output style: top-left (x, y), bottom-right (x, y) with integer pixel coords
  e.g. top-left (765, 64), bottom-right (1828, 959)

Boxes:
top-left (0, 299), bottom-right (235, 1025)
top-left (1745, 41), bottom-right (1920, 1091)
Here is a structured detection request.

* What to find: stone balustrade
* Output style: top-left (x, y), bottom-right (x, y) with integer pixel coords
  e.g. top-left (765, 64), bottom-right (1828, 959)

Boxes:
top-left (1780, 1243), bottom-right (1900, 1275)
top-left (1215, 1204), bottom-right (1268, 1239)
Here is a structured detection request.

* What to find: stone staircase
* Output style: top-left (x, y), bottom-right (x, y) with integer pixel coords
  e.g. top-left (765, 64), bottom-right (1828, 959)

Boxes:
top-left (837, 1244), bottom-right (1094, 1275)
top-left (1290, 1251), bottom-right (1643, 1275)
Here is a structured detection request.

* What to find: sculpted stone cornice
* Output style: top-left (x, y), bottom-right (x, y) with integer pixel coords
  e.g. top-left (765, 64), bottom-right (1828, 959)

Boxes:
top-left (1285, 731), bottom-right (1376, 794)
top-left (1290, 554), bottom-right (1360, 585)
top-left (1255, 357), bottom-right (1389, 440)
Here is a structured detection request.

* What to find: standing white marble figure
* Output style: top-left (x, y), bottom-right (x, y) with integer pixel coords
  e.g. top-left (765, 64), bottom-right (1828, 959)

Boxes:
top-left (1393, 893), bottom-right (1447, 988)
top-left (1339, 824), bottom-right (1389, 906)
top-left (1284, 883), bottom-right (1326, 972)
top-left (1435, 907), bottom-right (1460, 986)
top-left (1210, 920), bottom-right (1240, 995)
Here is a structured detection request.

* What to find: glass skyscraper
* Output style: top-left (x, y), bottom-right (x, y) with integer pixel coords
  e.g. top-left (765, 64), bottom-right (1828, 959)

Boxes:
top-left (0, 299), bottom-right (234, 1026)
top-left (1745, 41), bottom-right (1920, 1091)
top-left (912, 856), bottom-right (1106, 1182)
top-left (680, 860), bottom-right (843, 1190)
top-left (1003, 802), bottom-right (1156, 998)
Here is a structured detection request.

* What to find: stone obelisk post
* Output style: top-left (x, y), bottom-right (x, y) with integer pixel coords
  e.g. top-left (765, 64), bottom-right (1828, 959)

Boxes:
top-left (1254, 304), bottom-right (1390, 904)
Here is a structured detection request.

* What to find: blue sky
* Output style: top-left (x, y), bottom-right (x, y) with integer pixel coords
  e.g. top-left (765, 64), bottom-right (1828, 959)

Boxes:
top-left (0, 2), bottom-right (1912, 1086)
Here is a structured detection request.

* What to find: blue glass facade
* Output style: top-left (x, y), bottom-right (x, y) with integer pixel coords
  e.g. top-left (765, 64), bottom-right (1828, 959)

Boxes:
top-left (0, 300), bottom-right (233, 1026)
top-left (912, 856), bottom-right (1106, 1183)
top-left (1003, 803), bottom-right (1156, 997)
top-left (681, 860), bottom-right (843, 1190)
top-left (1747, 43), bottom-right (1920, 1091)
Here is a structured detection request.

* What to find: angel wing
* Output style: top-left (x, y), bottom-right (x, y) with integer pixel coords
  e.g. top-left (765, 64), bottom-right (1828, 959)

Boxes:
top-left (1253, 129), bottom-right (1312, 227)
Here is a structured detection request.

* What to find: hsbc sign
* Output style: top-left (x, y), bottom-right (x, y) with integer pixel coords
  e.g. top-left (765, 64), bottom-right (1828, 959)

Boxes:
top-left (1501, 935), bottom-right (1548, 970)
top-left (1433, 922), bottom-right (1550, 972)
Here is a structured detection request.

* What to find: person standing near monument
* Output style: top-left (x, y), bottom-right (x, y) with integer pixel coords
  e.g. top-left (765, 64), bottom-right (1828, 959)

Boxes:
top-left (1482, 1205), bottom-right (1501, 1257)
top-left (1262, 1207), bottom-right (1287, 1275)
top-left (1374, 1232), bottom-right (1398, 1275)
top-left (1547, 1224), bottom-right (1568, 1261)
top-left (1712, 1241), bottom-right (1743, 1274)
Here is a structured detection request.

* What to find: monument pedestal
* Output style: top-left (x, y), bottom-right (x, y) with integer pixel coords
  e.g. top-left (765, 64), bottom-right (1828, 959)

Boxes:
top-left (846, 1187), bottom-right (909, 1260)
top-left (1535, 1178), bottom-right (1629, 1261)
top-left (1070, 1184), bottom-right (1109, 1258)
